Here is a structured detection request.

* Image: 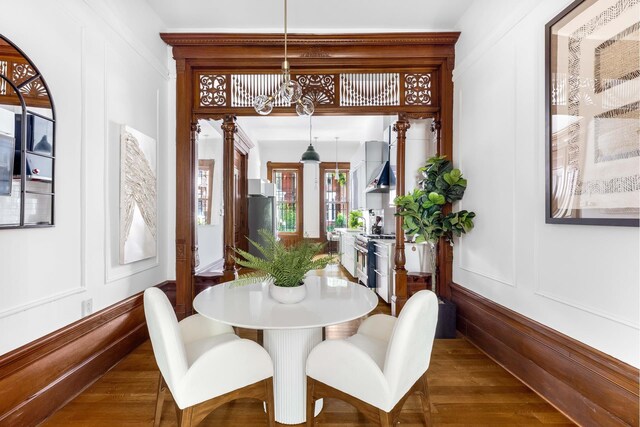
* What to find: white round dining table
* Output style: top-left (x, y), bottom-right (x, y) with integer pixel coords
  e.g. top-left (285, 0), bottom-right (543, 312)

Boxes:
top-left (193, 275), bottom-right (379, 425)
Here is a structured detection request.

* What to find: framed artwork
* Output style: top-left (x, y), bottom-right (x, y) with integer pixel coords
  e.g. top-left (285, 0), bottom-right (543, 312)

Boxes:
top-left (545, 0), bottom-right (640, 226)
top-left (119, 125), bottom-right (157, 264)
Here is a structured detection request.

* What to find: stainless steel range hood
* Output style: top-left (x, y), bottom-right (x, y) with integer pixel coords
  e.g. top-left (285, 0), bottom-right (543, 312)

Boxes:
top-left (365, 130), bottom-right (394, 193)
top-left (365, 161), bottom-right (391, 193)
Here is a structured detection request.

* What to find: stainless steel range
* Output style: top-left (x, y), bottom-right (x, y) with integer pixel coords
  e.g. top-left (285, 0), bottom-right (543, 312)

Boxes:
top-left (355, 233), bottom-right (395, 288)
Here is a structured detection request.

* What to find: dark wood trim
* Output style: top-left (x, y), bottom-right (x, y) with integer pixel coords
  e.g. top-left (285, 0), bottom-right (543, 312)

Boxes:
top-left (161, 32), bottom-right (461, 48)
top-left (267, 161), bottom-right (304, 243)
top-left (0, 281), bottom-right (176, 427)
top-left (175, 58), bottom-right (195, 319)
top-left (165, 32), bottom-right (458, 319)
top-left (319, 162), bottom-right (350, 244)
top-left (222, 116), bottom-right (238, 280)
top-left (451, 283), bottom-right (639, 427)
top-left (393, 118), bottom-right (410, 315)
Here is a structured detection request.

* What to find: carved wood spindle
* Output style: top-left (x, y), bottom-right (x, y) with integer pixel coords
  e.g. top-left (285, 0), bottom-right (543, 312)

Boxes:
top-left (393, 118), bottom-right (410, 316)
top-left (222, 116), bottom-right (238, 280)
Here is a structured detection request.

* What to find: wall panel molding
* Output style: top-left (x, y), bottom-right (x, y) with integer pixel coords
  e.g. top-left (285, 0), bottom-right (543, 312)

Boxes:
top-left (534, 289), bottom-right (640, 329)
top-left (452, 283), bottom-right (639, 427)
top-left (0, 280), bottom-right (175, 427)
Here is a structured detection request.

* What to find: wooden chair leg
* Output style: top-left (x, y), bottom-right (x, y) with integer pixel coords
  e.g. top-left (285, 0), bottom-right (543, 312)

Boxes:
top-left (265, 377), bottom-right (276, 427)
top-left (154, 374), bottom-right (167, 427)
top-left (306, 377), bottom-right (315, 427)
top-left (419, 374), bottom-right (432, 426)
top-left (379, 409), bottom-right (393, 427)
top-left (177, 406), bottom-right (193, 427)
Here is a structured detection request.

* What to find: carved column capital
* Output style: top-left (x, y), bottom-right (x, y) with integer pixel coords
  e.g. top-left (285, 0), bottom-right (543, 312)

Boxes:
top-left (430, 120), bottom-right (442, 133)
top-left (393, 119), bottom-right (411, 135)
top-left (190, 122), bottom-right (201, 133)
top-left (221, 115), bottom-right (238, 134)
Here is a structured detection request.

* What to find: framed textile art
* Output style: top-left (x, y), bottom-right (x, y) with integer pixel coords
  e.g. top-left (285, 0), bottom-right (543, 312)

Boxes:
top-left (119, 125), bottom-right (157, 264)
top-left (545, 0), bottom-right (640, 226)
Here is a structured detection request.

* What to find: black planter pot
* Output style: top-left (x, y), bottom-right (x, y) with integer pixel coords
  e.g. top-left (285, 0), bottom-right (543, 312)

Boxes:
top-left (435, 297), bottom-right (457, 339)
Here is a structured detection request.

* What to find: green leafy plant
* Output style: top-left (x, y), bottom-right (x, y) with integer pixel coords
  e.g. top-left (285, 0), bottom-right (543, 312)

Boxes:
top-left (334, 212), bottom-right (346, 228)
top-left (338, 172), bottom-right (347, 186)
top-left (348, 210), bottom-right (364, 229)
top-left (233, 229), bottom-right (335, 287)
top-left (395, 155), bottom-right (476, 294)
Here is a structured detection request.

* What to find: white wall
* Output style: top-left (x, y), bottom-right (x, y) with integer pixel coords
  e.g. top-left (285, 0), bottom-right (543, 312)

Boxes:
top-left (0, 0), bottom-right (171, 354)
top-left (258, 141), bottom-right (360, 238)
top-left (453, 0), bottom-right (640, 366)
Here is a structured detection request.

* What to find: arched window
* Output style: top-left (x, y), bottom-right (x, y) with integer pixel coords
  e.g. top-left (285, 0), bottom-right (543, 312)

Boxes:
top-left (0, 35), bottom-right (55, 228)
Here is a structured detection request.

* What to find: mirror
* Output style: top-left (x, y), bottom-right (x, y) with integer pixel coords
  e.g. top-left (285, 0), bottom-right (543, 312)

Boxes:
top-left (0, 36), bottom-right (55, 228)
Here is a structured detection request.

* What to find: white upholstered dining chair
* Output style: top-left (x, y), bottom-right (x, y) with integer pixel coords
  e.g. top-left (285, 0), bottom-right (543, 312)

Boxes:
top-left (144, 287), bottom-right (275, 427)
top-left (305, 290), bottom-right (438, 426)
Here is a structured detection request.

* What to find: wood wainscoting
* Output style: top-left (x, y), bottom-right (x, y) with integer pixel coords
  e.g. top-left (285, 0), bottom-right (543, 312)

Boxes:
top-left (451, 283), bottom-right (639, 427)
top-left (0, 281), bottom-right (175, 427)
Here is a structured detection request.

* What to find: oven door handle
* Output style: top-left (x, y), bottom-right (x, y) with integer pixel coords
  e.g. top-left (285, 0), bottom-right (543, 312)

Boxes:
top-left (355, 246), bottom-right (368, 254)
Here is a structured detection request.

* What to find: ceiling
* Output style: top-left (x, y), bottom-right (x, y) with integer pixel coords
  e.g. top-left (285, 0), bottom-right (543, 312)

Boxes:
top-left (198, 115), bottom-right (390, 154)
top-left (145, 0), bottom-right (473, 32)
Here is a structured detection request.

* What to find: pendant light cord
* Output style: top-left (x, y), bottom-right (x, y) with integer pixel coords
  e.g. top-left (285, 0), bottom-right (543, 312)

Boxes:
top-left (284, 0), bottom-right (288, 62)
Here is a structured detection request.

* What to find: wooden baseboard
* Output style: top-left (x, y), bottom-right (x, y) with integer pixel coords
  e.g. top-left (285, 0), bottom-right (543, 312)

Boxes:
top-left (451, 283), bottom-right (639, 427)
top-left (0, 280), bottom-right (176, 426)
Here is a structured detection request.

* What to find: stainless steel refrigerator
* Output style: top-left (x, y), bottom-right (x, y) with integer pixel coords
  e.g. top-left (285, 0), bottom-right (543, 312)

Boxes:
top-left (247, 179), bottom-right (277, 258)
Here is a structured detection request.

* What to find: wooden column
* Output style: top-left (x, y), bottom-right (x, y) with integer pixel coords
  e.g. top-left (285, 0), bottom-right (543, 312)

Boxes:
top-left (174, 59), bottom-right (194, 319)
top-left (393, 118), bottom-right (410, 316)
top-left (438, 58), bottom-right (455, 300)
top-left (221, 116), bottom-right (238, 280)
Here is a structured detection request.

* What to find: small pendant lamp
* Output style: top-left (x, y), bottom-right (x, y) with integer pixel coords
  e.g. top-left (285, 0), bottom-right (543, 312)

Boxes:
top-left (300, 115), bottom-right (320, 164)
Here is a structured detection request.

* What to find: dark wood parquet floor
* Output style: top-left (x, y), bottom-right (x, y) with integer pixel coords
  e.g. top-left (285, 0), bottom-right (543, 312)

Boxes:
top-left (43, 265), bottom-right (573, 426)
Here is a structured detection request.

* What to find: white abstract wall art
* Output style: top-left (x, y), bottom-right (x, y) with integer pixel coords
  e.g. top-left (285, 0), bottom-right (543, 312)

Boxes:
top-left (119, 125), bottom-right (157, 264)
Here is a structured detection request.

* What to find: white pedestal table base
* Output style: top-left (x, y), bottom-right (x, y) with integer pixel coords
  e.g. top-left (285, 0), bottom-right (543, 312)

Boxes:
top-left (263, 328), bottom-right (324, 424)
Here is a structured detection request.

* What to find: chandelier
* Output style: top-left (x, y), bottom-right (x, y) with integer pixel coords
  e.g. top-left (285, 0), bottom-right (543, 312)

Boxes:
top-left (252, 0), bottom-right (314, 116)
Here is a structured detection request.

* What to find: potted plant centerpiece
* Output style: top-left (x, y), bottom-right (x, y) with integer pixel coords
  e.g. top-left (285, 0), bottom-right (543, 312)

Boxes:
top-left (394, 155), bottom-right (475, 335)
top-left (233, 230), bottom-right (335, 304)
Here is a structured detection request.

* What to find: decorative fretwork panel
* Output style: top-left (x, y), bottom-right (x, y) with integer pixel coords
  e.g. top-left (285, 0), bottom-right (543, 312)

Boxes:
top-left (199, 74), bottom-right (227, 107)
top-left (404, 73), bottom-right (432, 105)
top-left (19, 76), bottom-right (47, 99)
top-left (294, 74), bottom-right (335, 105)
top-left (12, 61), bottom-right (36, 86)
top-left (231, 74), bottom-right (289, 108)
top-left (196, 71), bottom-right (439, 110)
top-left (340, 73), bottom-right (400, 106)
top-left (0, 57), bottom-right (51, 106)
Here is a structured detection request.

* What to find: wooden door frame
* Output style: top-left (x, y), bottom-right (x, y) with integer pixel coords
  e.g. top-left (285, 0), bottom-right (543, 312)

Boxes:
top-left (267, 162), bottom-right (304, 243)
top-left (319, 162), bottom-right (350, 244)
top-left (234, 148), bottom-right (249, 253)
top-left (163, 32), bottom-right (458, 317)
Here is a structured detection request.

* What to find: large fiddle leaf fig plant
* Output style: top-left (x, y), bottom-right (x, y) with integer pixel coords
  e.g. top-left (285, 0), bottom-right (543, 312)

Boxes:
top-left (394, 155), bottom-right (475, 294)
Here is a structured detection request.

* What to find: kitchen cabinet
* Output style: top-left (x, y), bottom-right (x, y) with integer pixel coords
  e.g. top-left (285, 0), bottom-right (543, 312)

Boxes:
top-left (338, 230), bottom-right (357, 278)
top-left (373, 241), bottom-right (432, 306)
top-left (374, 242), bottom-right (392, 303)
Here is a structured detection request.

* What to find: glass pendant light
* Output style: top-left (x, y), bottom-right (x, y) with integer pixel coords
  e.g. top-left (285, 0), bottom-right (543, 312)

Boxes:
top-left (253, 0), bottom-right (314, 116)
top-left (300, 115), bottom-right (320, 163)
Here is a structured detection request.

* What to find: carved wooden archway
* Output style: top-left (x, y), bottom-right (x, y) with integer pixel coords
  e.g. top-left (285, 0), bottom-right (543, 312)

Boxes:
top-left (162, 32), bottom-right (458, 318)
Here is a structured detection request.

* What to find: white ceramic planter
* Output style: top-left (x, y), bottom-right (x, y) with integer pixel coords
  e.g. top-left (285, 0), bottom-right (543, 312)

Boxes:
top-left (270, 283), bottom-right (307, 304)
